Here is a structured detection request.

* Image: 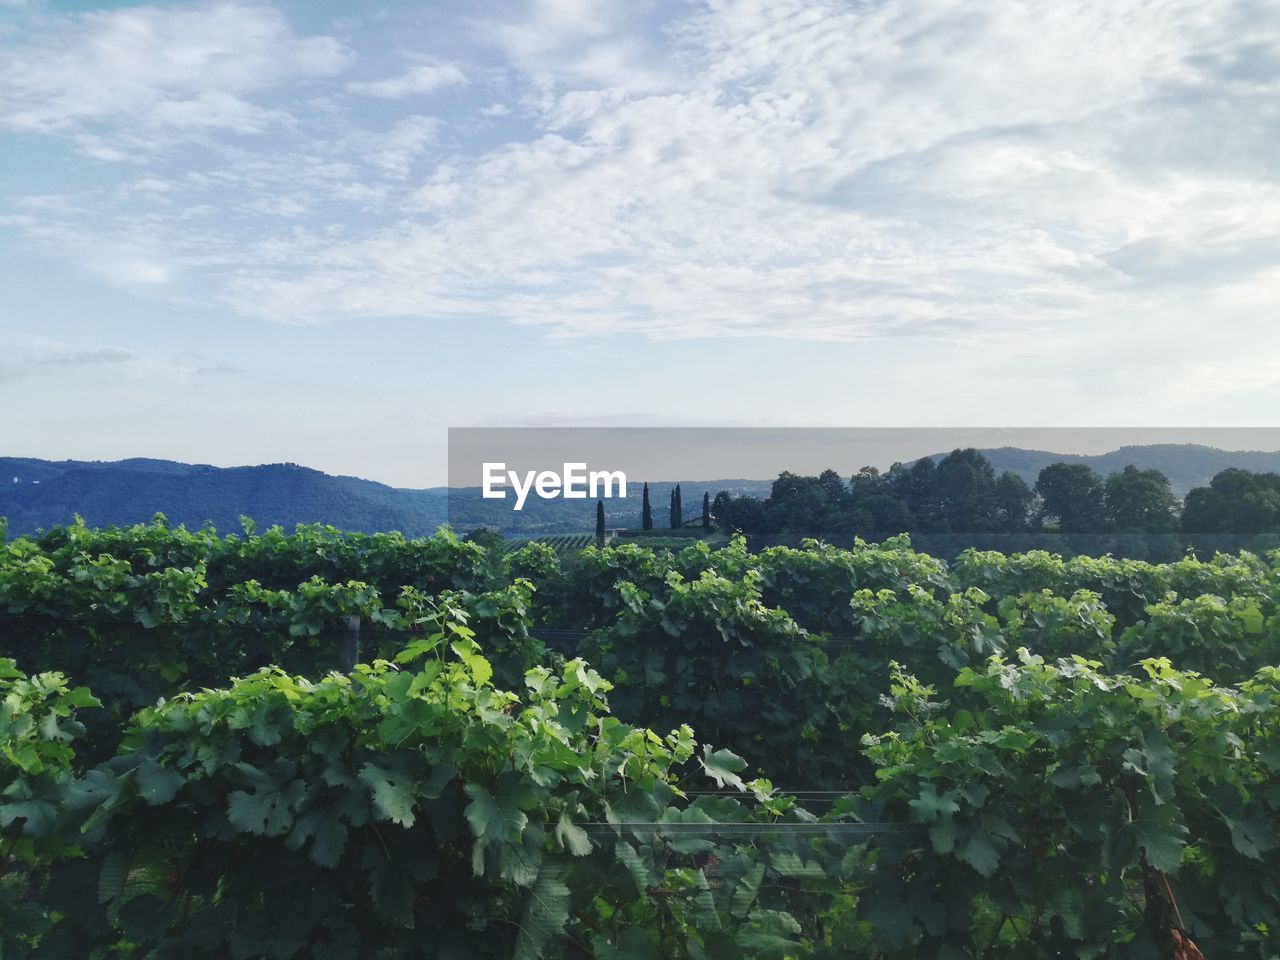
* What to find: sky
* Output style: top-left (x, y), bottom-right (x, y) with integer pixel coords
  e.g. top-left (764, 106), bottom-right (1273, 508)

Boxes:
top-left (1, 0), bottom-right (1278, 487)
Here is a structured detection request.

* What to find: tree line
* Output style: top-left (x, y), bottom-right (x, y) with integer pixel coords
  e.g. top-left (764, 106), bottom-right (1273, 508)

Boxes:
top-left (708, 449), bottom-right (1280, 537)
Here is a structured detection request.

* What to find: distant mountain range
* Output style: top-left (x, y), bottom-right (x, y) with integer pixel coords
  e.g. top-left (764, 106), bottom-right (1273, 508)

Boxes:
top-left (0, 458), bottom-right (450, 537)
top-left (3, 444), bottom-right (1278, 537)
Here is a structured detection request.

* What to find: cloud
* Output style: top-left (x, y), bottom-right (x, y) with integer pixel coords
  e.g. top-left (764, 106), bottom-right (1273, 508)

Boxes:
top-left (0, 2), bottom-right (351, 154)
top-left (0, 338), bottom-right (241, 385)
top-left (213, 0), bottom-right (1279, 360)
top-left (4, 0), bottom-right (1280, 414)
top-left (347, 62), bottom-right (467, 98)
top-left (472, 0), bottom-right (688, 94)
top-left (370, 115), bottom-right (442, 178)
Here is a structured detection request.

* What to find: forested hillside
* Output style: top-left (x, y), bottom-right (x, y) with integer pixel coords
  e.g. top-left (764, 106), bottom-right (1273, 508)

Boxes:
top-left (0, 458), bottom-right (450, 535)
top-left (5, 444), bottom-right (1280, 545)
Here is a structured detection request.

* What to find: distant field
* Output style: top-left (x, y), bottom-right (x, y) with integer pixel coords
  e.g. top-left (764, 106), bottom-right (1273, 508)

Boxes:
top-left (501, 532), bottom-right (598, 554)
top-left (506, 530), bottom-right (731, 554)
top-left (617, 533), bottom-right (731, 550)
top-left (616, 527), bottom-right (710, 539)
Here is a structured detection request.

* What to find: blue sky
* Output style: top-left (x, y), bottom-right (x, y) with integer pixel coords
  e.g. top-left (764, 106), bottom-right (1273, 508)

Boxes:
top-left (1, 0), bottom-right (1278, 486)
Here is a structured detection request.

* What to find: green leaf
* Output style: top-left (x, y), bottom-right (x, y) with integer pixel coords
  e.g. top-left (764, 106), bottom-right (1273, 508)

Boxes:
top-left (862, 882), bottom-right (919, 950)
top-left (615, 841), bottom-right (654, 896)
top-left (730, 862), bottom-right (765, 917)
top-left (554, 811), bottom-right (593, 856)
top-left (768, 848), bottom-right (824, 879)
top-left (955, 831), bottom-right (1001, 877)
top-left (1048, 886), bottom-right (1085, 940)
top-left (701, 745), bottom-right (748, 790)
top-left (464, 783), bottom-right (529, 845)
top-left (287, 808), bottom-right (349, 868)
top-left (908, 783), bottom-right (959, 823)
top-left (513, 862), bottom-right (570, 960)
top-left (928, 818), bottom-right (960, 854)
top-left (227, 770), bottom-right (306, 836)
top-left (135, 759), bottom-right (183, 806)
top-left (451, 639), bottom-right (493, 686)
top-left (499, 840), bottom-right (544, 887)
top-left (358, 762), bottom-right (416, 828)
top-left (1218, 806), bottom-right (1277, 860)
top-left (97, 851), bottom-right (129, 905)
top-left (1126, 805), bottom-right (1187, 873)
top-left (734, 909), bottom-right (802, 958)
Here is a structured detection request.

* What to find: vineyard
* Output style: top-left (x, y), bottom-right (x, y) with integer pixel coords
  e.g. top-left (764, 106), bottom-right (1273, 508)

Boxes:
top-left (2, 517), bottom-right (1279, 958)
top-left (502, 534), bottom-right (601, 556)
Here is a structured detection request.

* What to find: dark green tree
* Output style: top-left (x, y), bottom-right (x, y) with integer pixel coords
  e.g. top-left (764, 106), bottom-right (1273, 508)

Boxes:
top-left (596, 499), bottom-right (606, 544)
top-left (993, 471), bottom-right (1035, 531)
top-left (669, 489), bottom-right (678, 529)
top-left (762, 473), bottom-right (834, 534)
top-left (818, 469), bottom-right (848, 506)
top-left (1036, 462), bottom-right (1105, 533)
top-left (849, 465), bottom-right (886, 499)
top-left (641, 483), bottom-right (653, 530)
top-left (701, 492), bottom-right (711, 531)
top-left (1104, 465), bottom-right (1178, 533)
top-left (715, 494), bottom-right (766, 533)
top-left (711, 491), bottom-right (732, 527)
top-left (847, 493), bottom-right (915, 539)
top-left (1182, 469), bottom-right (1280, 534)
top-left (936, 448), bottom-right (998, 533)
top-left (889, 457), bottom-right (941, 531)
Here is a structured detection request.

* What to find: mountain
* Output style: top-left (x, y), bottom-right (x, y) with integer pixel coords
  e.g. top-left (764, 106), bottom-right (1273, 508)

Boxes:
top-left (0, 457), bottom-right (765, 537)
top-left (921, 444), bottom-right (1280, 496)
top-left (4, 444), bottom-right (1279, 538)
top-left (0, 458), bottom-right (449, 536)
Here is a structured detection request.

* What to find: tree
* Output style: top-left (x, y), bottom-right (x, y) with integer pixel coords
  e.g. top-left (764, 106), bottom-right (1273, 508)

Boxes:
top-left (1182, 469), bottom-right (1280, 534)
top-left (1035, 463), bottom-right (1105, 533)
top-left (935, 448), bottom-right (998, 533)
top-left (595, 499), bottom-right (606, 544)
top-left (702, 492), bottom-right (711, 532)
top-left (641, 483), bottom-right (653, 530)
top-left (669, 489), bottom-right (678, 529)
top-left (847, 493), bottom-right (915, 539)
top-left (993, 471), bottom-right (1035, 532)
top-left (711, 491), bottom-right (732, 528)
top-left (1104, 465), bottom-right (1177, 533)
top-left (849, 466), bottom-right (885, 499)
top-left (716, 495), bottom-right (766, 533)
top-left (890, 458), bottom-right (941, 531)
top-left (675, 484), bottom-right (683, 528)
top-left (818, 469), bottom-right (848, 507)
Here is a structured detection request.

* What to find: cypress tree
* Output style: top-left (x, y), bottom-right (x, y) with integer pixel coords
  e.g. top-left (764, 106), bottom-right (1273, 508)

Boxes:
top-left (675, 484), bottom-right (683, 527)
top-left (669, 489), bottom-right (677, 529)
top-left (596, 499), bottom-right (606, 544)
top-left (702, 492), bottom-right (711, 531)
top-left (642, 483), bottom-right (653, 530)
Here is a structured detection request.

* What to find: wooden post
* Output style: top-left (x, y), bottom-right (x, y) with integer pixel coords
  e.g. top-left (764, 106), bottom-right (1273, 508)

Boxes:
top-left (338, 615), bottom-right (361, 671)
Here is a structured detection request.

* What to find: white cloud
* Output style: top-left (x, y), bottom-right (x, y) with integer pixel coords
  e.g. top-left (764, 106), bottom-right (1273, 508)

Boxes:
top-left (347, 62), bottom-right (467, 98)
top-left (215, 0), bottom-right (1279, 364)
top-left (474, 0), bottom-right (687, 94)
top-left (0, 2), bottom-right (351, 154)
top-left (370, 115), bottom-right (441, 178)
top-left (4, 0), bottom-right (1280, 415)
top-left (0, 336), bottom-right (240, 385)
